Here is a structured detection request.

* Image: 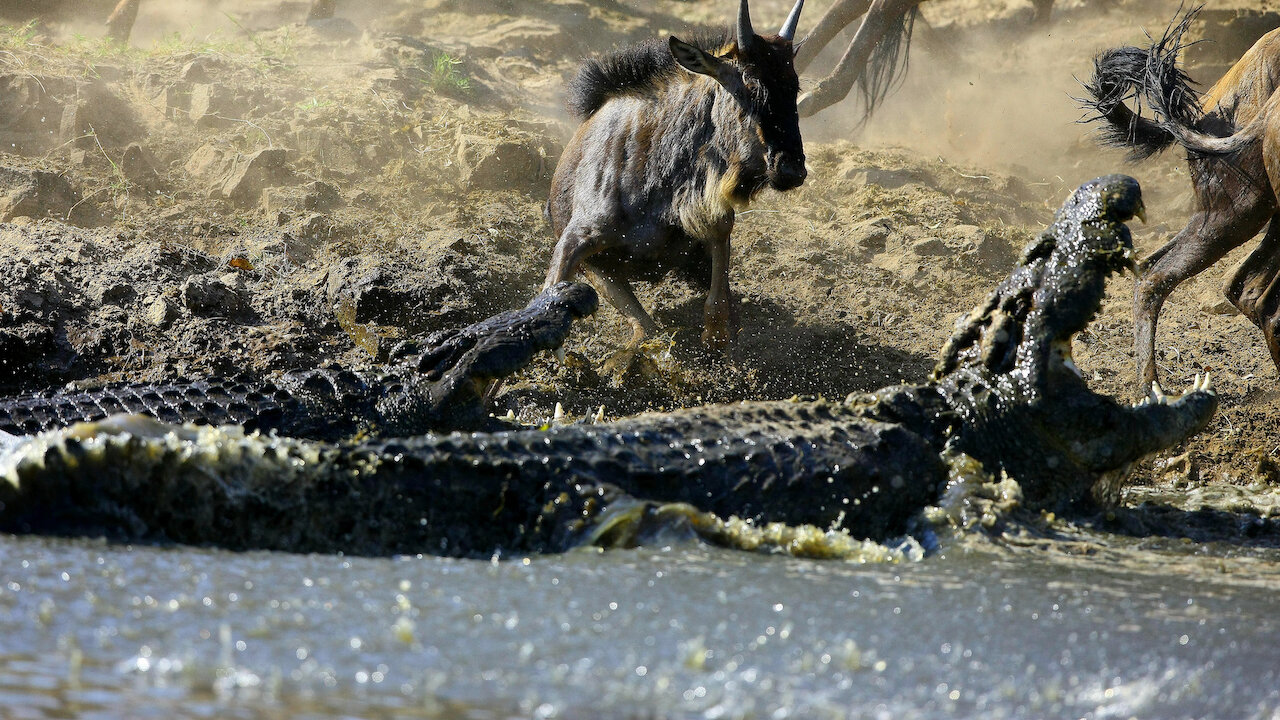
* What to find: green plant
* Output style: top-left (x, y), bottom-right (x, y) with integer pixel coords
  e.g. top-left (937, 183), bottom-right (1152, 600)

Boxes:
top-left (426, 52), bottom-right (470, 94)
top-left (296, 96), bottom-right (333, 112)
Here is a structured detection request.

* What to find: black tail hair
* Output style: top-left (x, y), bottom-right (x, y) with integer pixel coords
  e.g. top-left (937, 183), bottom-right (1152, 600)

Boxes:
top-left (857, 5), bottom-right (917, 120)
top-left (1078, 6), bottom-right (1203, 161)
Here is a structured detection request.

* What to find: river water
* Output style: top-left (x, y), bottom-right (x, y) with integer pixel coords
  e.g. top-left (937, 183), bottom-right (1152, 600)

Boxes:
top-left (4, 513), bottom-right (1280, 720)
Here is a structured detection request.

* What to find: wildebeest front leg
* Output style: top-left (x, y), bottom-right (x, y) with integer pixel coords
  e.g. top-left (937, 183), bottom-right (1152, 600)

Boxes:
top-left (1225, 216), bottom-right (1280, 370)
top-left (1135, 208), bottom-right (1271, 387)
top-left (703, 232), bottom-right (736, 350)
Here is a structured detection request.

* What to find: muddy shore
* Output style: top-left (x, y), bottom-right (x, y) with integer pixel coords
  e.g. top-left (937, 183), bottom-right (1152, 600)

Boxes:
top-left (1, 0), bottom-right (1279, 498)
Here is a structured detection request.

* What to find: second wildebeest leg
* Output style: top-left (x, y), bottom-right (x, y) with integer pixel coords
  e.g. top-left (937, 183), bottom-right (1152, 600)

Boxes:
top-left (794, 0), bottom-right (873, 73)
top-left (1225, 217), bottom-right (1280, 368)
top-left (1135, 204), bottom-right (1273, 388)
top-left (702, 231), bottom-right (736, 349)
top-left (796, 0), bottom-right (923, 118)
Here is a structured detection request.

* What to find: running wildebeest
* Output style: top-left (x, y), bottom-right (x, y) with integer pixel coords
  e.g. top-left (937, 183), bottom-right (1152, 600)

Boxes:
top-left (544, 0), bottom-right (808, 361)
top-left (1081, 8), bottom-right (1280, 388)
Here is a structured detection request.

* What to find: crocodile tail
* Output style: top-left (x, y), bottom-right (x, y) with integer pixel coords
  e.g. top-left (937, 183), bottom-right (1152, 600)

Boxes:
top-left (1078, 6), bottom-right (1248, 161)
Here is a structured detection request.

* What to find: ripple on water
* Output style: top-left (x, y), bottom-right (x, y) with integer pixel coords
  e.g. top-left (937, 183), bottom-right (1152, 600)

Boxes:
top-left (3, 530), bottom-right (1280, 719)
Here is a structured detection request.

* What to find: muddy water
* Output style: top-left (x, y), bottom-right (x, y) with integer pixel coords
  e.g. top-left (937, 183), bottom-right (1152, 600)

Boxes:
top-left (3, 531), bottom-right (1279, 719)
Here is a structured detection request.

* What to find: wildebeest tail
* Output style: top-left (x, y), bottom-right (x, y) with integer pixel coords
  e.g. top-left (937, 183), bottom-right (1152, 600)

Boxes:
top-left (1079, 7), bottom-right (1220, 161)
top-left (857, 5), bottom-right (917, 120)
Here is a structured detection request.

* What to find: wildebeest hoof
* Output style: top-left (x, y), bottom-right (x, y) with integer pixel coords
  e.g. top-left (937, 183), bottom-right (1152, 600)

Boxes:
top-left (601, 347), bottom-right (642, 380)
top-left (701, 322), bottom-right (736, 352)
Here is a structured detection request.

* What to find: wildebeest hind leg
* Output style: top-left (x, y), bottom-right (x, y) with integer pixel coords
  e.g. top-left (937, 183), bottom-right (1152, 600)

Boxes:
top-left (1135, 208), bottom-right (1270, 387)
top-left (1225, 216), bottom-right (1280, 371)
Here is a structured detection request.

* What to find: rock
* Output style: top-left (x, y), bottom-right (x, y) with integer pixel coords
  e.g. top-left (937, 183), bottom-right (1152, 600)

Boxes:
top-left (188, 83), bottom-right (246, 127)
top-left (0, 74), bottom-right (69, 154)
top-left (843, 166), bottom-right (930, 189)
top-left (59, 81), bottom-right (139, 147)
top-left (953, 224), bottom-right (1013, 269)
top-left (184, 143), bottom-right (230, 179)
top-left (120, 143), bottom-right (164, 194)
top-left (218, 148), bottom-right (295, 207)
top-left (0, 166), bottom-right (81, 223)
top-left (147, 83), bottom-right (190, 122)
top-left (180, 58), bottom-right (215, 83)
top-left (180, 274), bottom-right (250, 317)
top-left (305, 17), bottom-right (360, 39)
top-left (259, 180), bottom-right (341, 216)
top-left (291, 126), bottom-right (364, 177)
top-left (143, 295), bottom-right (178, 328)
top-left (846, 217), bottom-right (892, 255)
top-left (94, 282), bottom-right (135, 306)
top-left (1201, 294), bottom-right (1241, 316)
top-left (454, 134), bottom-right (543, 190)
top-left (911, 238), bottom-right (949, 257)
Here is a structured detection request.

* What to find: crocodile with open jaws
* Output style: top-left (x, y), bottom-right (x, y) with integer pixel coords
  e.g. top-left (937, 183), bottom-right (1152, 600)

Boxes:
top-left (0, 176), bottom-right (1217, 557)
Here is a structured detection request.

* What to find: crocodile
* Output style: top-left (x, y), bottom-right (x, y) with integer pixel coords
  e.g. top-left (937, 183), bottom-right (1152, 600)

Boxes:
top-left (0, 281), bottom-right (598, 440)
top-left (0, 175), bottom-right (1218, 557)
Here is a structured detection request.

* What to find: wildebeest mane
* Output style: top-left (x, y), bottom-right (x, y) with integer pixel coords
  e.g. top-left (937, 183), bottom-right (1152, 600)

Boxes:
top-left (1079, 6), bottom-right (1203, 161)
top-left (567, 30), bottom-right (732, 119)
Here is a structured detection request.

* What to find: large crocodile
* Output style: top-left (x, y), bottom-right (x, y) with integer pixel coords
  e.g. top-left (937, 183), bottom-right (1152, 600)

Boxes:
top-left (0, 176), bottom-right (1218, 556)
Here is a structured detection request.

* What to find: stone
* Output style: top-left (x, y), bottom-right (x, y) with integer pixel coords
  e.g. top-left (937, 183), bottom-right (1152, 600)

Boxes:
top-left (120, 143), bottom-right (164, 194)
top-left (180, 275), bottom-right (249, 317)
top-left (843, 166), bottom-right (929, 189)
top-left (0, 166), bottom-right (79, 223)
top-left (911, 238), bottom-right (949, 257)
top-left (59, 81), bottom-right (139, 147)
top-left (143, 295), bottom-right (178, 328)
top-left (94, 282), bottom-right (135, 306)
top-left (454, 134), bottom-right (542, 190)
top-left (845, 217), bottom-right (892, 255)
top-left (188, 84), bottom-right (245, 127)
top-left (218, 148), bottom-right (294, 207)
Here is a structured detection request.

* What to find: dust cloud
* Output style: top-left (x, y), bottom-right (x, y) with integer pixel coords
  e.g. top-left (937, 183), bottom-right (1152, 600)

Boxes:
top-left (799, 0), bottom-right (1193, 184)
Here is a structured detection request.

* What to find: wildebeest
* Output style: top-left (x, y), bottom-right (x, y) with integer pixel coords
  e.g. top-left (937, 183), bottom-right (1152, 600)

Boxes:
top-left (1081, 8), bottom-right (1280, 388)
top-left (544, 0), bottom-right (808, 358)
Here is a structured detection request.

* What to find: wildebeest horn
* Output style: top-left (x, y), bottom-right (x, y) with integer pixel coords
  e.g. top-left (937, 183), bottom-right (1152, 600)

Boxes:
top-left (737, 0), bottom-right (755, 51)
top-left (778, 0), bottom-right (804, 42)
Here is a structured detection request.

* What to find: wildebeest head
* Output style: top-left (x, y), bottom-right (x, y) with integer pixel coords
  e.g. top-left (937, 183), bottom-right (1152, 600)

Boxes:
top-left (669, 0), bottom-right (808, 192)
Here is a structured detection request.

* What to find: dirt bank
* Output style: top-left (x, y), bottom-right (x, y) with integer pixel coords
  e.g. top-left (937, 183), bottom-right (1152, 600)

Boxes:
top-left (0, 0), bottom-right (1278, 497)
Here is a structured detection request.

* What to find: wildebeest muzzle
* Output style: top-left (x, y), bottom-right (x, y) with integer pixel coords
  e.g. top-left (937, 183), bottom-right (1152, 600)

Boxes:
top-left (768, 152), bottom-right (807, 191)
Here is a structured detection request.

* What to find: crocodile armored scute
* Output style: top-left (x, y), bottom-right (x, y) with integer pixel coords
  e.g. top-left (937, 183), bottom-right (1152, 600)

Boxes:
top-left (0, 282), bottom-right (598, 440)
top-left (0, 177), bottom-right (1219, 556)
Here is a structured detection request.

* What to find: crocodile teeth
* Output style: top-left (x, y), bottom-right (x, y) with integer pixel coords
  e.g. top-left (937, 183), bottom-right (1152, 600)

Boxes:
top-left (504, 409), bottom-right (516, 421)
top-left (592, 405), bottom-right (605, 424)
top-left (1063, 356), bottom-right (1083, 379)
top-left (1149, 381), bottom-right (1166, 404)
top-left (553, 402), bottom-right (565, 421)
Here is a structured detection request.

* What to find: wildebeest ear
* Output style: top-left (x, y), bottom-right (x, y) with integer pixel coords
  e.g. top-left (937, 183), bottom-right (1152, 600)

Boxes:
top-left (669, 36), bottom-right (722, 77)
top-left (670, 36), bottom-right (744, 92)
